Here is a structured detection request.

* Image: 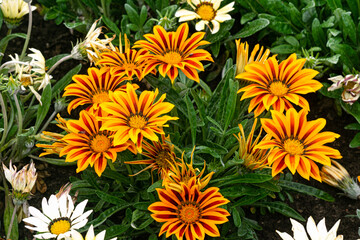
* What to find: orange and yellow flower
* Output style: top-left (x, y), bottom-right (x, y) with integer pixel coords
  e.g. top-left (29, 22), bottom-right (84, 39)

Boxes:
top-left (234, 119), bottom-right (270, 170)
top-left (59, 110), bottom-right (135, 176)
top-left (125, 134), bottom-right (178, 179)
top-left (133, 23), bottom-right (213, 83)
top-left (163, 149), bottom-right (214, 192)
top-left (63, 67), bottom-right (134, 114)
top-left (96, 34), bottom-right (152, 80)
top-left (256, 109), bottom-right (342, 181)
top-left (100, 83), bottom-right (178, 153)
top-left (237, 53), bottom-right (322, 117)
top-left (149, 179), bottom-right (230, 240)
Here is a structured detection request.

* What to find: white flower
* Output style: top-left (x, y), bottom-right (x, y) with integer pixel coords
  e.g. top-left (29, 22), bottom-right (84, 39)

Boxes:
top-left (71, 19), bottom-right (115, 63)
top-left (328, 74), bottom-right (360, 105)
top-left (2, 160), bottom-right (37, 202)
top-left (175, 0), bottom-right (235, 34)
top-left (276, 216), bottom-right (343, 240)
top-left (23, 193), bottom-right (93, 239)
top-left (0, 0), bottom-right (36, 25)
top-left (64, 225), bottom-right (117, 240)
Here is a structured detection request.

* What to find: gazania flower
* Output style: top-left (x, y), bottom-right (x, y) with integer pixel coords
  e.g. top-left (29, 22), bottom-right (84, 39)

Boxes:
top-left (276, 216), bottom-right (343, 240)
top-left (256, 109), bottom-right (342, 181)
top-left (36, 114), bottom-right (70, 157)
top-left (0, 0), bottom-right (36, 27)
top-left (67, 225), bottom-right (117, 240)
top-left (321, 160), bottom-right (360, 200)
top-left (3, 160), bottom-right (37, 204)
top-left (163, 149), bottom-right (214, 192)
top-left (328, 74), bottom-right (360, 105)
top-left (23, 193), bottom-right (92, 239)
top-left (63, 67), bottom-right (133, 114)
top-left (60, 110), bottom-right (135, 176)
top-left (100, 83), bottom-right (178, 153)
top-left (71, 19), bottom-right (115, 63)
top-left (237, 53), bottom-right (322, 117)
top-left (149, 180), bottom-right (230, 240)
top-left (235, 39), bottom-right (270, 76)
top-left (96, 34), bottom-right (153, 80)
top-left (125, 134), bottom-right (178, 179)
top-left (133, 23), bottom-right (213, 83)
top-left (234, 119), bottom-right (270, 171)
top-left (175, 0), bottom-right (235, 34)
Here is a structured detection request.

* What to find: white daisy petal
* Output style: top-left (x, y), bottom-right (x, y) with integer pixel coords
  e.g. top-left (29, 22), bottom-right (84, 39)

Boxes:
top-left (216, 2), bottom-right (235, 15)
top-left (71, 199), bottom-right (88, 221)
top-left (71, 218), bottom-right (88, 230)
top-left (306, 216), bottom-right (319, 240)
top-left (67, 195), bottom-right (75, 218)
top-left (195, 20), bottom-right (207, 31)
top-left (23, 217), bottom-right (48, 229)
top-left (59, 194), bottom-right (68, 217)
top-left (290, 218), bottom-right (309, 240)
top-left (34, 232), bottom-right (57, 239)
top-left (70, 230), bottom-right (84, 240)
top-left (86, 225), bottom-right (95, 239)
top-left (210, 20), bottom-right (220, 34)
top-left (212, 0), bottom-right (221, 10)
top-left (28, 206), bottom-right (51, 224)
top-left (95, 230), bottom-right (106, 240)
top-left (276, 230), bottom-right (295, 240)
top-left (72, 210), bottom-right (92, 225)
top-left (214, 13), bottom-right (232, 22)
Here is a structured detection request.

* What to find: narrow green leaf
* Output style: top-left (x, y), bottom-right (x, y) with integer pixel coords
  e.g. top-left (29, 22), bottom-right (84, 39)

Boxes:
top-left (45, 53), bottom-right (68, 69)
top-left (223, 79), bottom-right (238, 129)
top-left (139, 5), bottom-right (148, 26)
top-left (326, 0), bottom-right (342, 10)
top-left (4, 196), bottom-right (18, 240)
top-left (134, 202), bottom-right (151, 211)
top-left (32, 157), bottom-right (76, 166)
top-left (232, 192), bottom-right (269, 207)
top-left (349, 132), bottom-right (360, 148)
top-left (213, 173), bottom-right (273, 186)
top-left (52, 64), bottom-right (81, 97)
top-left (253, 201), bottom-right (305, 221)
top-left (234, 18), bottom-right (270, 38)
top-left (147, 180), bottom-right (162, 192)
top-left (35, 84), bottom-right (52, 132)
top-left (341, 13), bottom-right (357, 45)
top-left (105, 224), bottom-right (130, 238)
top-left (185, 94), bottom-right (197, 146)
top-left (95, 190), bottom-right (127, 205)
top-left (344, 123), bottom-right (360, 130)
top-left (233, 208), bottom-right (242, 227)
top-left (102, 16), bottom-right (120, 35)
top-left (0, 33), bottom-right (26, 50)
top-left (125, 4), bottom-right (140, 26)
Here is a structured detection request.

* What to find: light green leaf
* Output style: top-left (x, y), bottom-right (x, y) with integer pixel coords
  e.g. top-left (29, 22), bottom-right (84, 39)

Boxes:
top-left (185, 94), bottom-right (197, 146)
top-left (234, 18), bottom-right (270, 38)
top-left (0, 33), bottom-right (26, 50)
top-left (52, 64), bottom-right (81, 97)
top-left (35, 84), bottom-right (52, 132)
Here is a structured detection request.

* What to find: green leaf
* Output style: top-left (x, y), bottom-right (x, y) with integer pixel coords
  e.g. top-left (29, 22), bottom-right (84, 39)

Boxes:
top-left (270, 44), bottom-right (296, 54)
top-left (349, 132), bottom-right (360, 148)
top-left (105, 224), bottom-right (130, 238)
top-left (241, 12), bottom-right (257, 24)
top-left (253, 201), bottom-right (305, 221)
top-left (251, 181), bottom-right (281, 192)
top-left (341, 13), bottom-right (357, 45)
top-left (233, 208), bottom-right (242, 227)
top-left (234, 18), bottom-right (270, 38)
top-left (195, 145), bottom-right (221, 158)
top-left (185, 94), bottom-right (197, 146)
top-left (340, 101), bottom-right (360, 124)
top-left (213, 173), bottom-right (273, 186)
top-left (232, 192), bottom-right (269, 207)
top-left (95, 190), bottom-right (127, 205)
top-left (134, 202), bottom-right (151, 211)
top-left (139, 5), bottom-right (148, 26)
top-left (346, 0), bottom-right (360, 21)
top-left (32, 157), bottom-right (76, 166)
top-left (102, 16), bottom-right (120, 35)
top-left (279, 180), bottom-right (335, 202)
top-left (125, 4), bottom-right (140, 26)
top-left (326, 0), bottom-right (342, 10)
top-left (147, 180), bottom-right (162, 192)
top-left (0, 33), bottom-right (26, 50)
top-left (206, 19), bottom-right (234, 43)
top-left (223, 79), bottom-right (239, 129)
top-left (52, 64), bottom-right (81, 97)
top-left (45, 53), bottom-right (68, 69)
top-left (311, 18), bottom-right (326, 51)
top-left (345, 123), bottom-right (360, 130)
top-left (329, 43), bottom-right (359, 70)
top-left (4, 196), bottom-right (18, 240)
top-left (35, 84), bottom-right (52, 132)
top-left (318, 82), bottom-right (340, 99)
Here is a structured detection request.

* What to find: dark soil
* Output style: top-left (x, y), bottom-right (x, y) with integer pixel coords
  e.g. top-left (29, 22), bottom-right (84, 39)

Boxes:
top-left (2, 7), bottom-right (360, 240)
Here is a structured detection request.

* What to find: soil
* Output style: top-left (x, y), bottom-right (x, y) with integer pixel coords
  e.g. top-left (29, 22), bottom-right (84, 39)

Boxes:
top-left (1, 7), bottom-right (360, 240)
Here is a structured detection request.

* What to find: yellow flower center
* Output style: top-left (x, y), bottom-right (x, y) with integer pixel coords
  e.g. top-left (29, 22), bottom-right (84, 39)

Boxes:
top-left (155, 150), bottom-right (172, 169)
top-left (92, 91), bottom-right (110, 104)
top-left (21, 76), bottom-right (32, 87)
top-left (283, 138), bottom-right (304, 156)
top-left (49, 218), bottom-right (71, 235)
top-left (90, 134), bottom-right (111, 153)
top-left (344, 81), bottom-right (356, 90)
top-left (128, 115), bottom-right (147, 129)
top-left (160, 51), bottom-right (183, 65)
top-left (124, 62), bottom-right (137, 71)
top-left (196, 3), bottom-right (216, 21)
top-left (178, 202), bottom-right (201, 223)
top-left (269, 81), bottom-right (289, 97)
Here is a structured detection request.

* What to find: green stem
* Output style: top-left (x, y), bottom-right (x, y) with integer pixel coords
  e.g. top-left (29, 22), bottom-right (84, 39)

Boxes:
top-left (38, 110), bottom-right (57, 133)
top-left (13, 94), bottom-right (23, 135)
top-left (101, 0), bottom-right (108, 18)
top-left (223, 144), bottom-right (239, 163)
top-left (0, 93), bottom-right (8, 149)
top-left (125, 164), bottom-right (135, 184)
top-left (0, 28), bottom-right (12, 64)
top-left (20, 1), bottom-right (33, 60)
top-left (47, 54), bottom-right (74, 75)
top-left (6, 204), bottom-right (17, 239)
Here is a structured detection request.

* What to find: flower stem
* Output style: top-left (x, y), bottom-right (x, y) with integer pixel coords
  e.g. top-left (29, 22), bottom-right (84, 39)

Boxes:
top-left (6, 204), bottom-right (17, 239)
top-left (47, 54), bottom-right (74, 75)
top-left (20, 1), bottom-right (33, 60)
top-left (0, 93), bottom-right (8, 149)
top-left (38, 110), bottom-right (57, 134)
top-left (13, 94), bottom-right (23, 135)
top-left (0, 28), bottom-right (12, 64)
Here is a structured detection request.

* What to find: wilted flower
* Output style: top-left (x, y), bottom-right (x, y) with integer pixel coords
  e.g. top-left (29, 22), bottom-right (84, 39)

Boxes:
top-left (321, 160), bottom-right (360, 200)
top-left (23, 193), bottom-right (92, 239)
top-left (276, 216), bottom-right (343, 240)
top-left (0, 0), bottom-right (36, 28)
top-left (66, 225), bottom-right (117, 240)
top-left (175, 0), bottom-right (235, 34)
top-left (71, 19), bottom-right (115, 63)
top-left (2, 160), bottom-right (37, 204)
top-left (328, 74), bottom-right (360, 105)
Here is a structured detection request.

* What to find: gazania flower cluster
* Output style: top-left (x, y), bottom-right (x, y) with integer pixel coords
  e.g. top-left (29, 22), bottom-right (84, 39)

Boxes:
top-left (276, 216), bottom-right (343, 240)
top-left (3, 160), bottom-right (37, 204)
top-left (237, 53), bottom-right (322, 117)
top-left (256, 109), bottom-right (342, 181)
top-left (175, 0), bottom-right (235, 34)
top-left (23, 192), bottom-right (92, 239)
top-left (133, 23), bottom-right (213, 83)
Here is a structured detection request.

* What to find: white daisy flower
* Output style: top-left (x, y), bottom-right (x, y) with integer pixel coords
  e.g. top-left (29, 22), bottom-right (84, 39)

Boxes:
top-left (276, 216), bottom-right (343, 240)
top-left (23, 193), bottom-right (93, 239)
top-left (0, 0), bottom-right (36, 25)
top-left (175, 0), bottom-right (235, 34)
top-left (64, 225), bottom-right (117, 240)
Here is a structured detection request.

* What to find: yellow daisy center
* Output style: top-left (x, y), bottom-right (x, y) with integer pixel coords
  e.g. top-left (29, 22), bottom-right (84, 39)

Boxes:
top-left (124, 62), bottom-right (137, 71)
top-left (344, 81), bottom-right (356, 90)
top-left (160, 51), bottom-right (183, 65)
top-left (269, 81), bottom-right (289, 97)
top-left (155, 150), bottom-right (172, 169)
top-left (178, 202), bottom-right (201, 223)
top-left (128, 114), bottom-right (147, 129)
top-left (196, 3), bottom-right (216, 21)
top-left (90, 134), bottom-right (111, 153)
top-left (283, 138), bottom-right (304, 156)
top-left (21, 76), bottom-right (32, 87)
top-left (49, 218), bottom-right (71, 235)
top-left (92, 91), bottom-right (110, 104)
